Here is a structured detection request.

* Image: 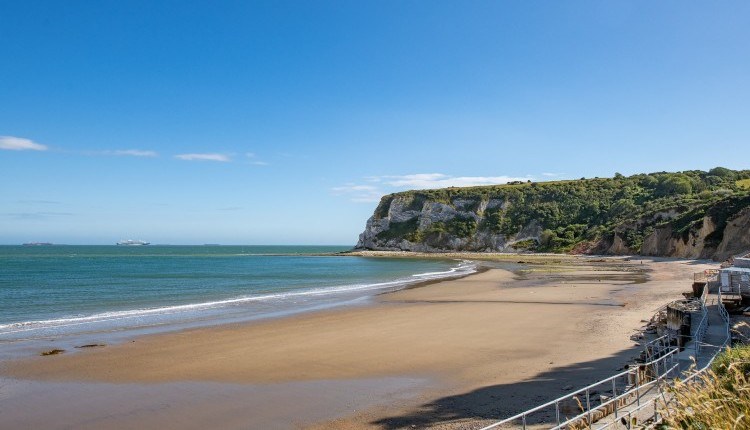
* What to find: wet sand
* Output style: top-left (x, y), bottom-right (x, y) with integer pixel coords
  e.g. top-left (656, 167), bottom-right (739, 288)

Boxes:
top-left (0, 255), bottom-right (714, 429)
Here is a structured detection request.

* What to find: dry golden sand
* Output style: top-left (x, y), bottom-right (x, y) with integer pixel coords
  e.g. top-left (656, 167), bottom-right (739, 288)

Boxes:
top-left (0, 255), bottom-right (716, 429)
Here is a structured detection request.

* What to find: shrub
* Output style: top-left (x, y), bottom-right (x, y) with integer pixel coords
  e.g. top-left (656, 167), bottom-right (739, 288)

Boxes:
top-left (447, 216), bottom-right (477, 238)
top-left (662, 345), bottom-right (750, 429)
top-left (376, 218), bottom-right (419, 240)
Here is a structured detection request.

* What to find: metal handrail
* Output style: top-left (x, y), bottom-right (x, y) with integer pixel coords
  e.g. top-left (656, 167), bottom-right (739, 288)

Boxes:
top-left (594, 363), bottom-right (680, 429)
top-left (692, 298), bottom-right (708, 355)
top-left (599, 291), bottom-right (733, 429)
top-left (644, 335), bottom-right (672, 361)
top-left (596, 335), bottom-right (732, 430)
top-left (478, 348), bottom-right (681, 430)
top-left (479, 282), bottom-right (730, 430)
top-left (554, 360), bottom-right (680, 430)
top-left (717, 287), bottom-right (732, 346)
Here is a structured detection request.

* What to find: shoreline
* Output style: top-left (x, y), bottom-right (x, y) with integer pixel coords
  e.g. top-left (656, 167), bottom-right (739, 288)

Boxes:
top-left (0, 254), bottom-right (478, 357)
top-left (0, 256), bottom-right (717, 429)
top-left (342, 249), bottom-right (590, 260)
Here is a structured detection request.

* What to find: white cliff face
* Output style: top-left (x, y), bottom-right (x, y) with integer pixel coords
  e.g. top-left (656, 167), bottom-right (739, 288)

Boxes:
top-left (356, 196), bottom-right (420, 249)
top-left (418, 202), bottom-right (465, 229)
top-left (356, 192), bottom-right (750, 260)
top-left (356, 196), bottom-right (414, 249)
top-left (355, 195), bottom-right (534, 252)
top-left (356, 216), bottom-right (390, 249)
top-left (452, 198), bottom-right (480, 211)
top-left (486, 198), bottom-right (507, 210)
top-left (387, 197), bottom-right (423, 223)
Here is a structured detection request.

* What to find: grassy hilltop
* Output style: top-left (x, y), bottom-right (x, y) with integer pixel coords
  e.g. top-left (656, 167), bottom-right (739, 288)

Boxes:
top-left (359, 168), bottom-right (750, 259)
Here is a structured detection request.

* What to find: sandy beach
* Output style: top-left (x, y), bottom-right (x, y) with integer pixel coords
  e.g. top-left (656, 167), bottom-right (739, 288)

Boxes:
top-left (0, 255), bottom-right (715, 429)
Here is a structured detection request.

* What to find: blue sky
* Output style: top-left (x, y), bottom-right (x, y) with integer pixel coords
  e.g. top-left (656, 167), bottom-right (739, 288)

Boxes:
top-left (1, 1), bottom-right (749, 245)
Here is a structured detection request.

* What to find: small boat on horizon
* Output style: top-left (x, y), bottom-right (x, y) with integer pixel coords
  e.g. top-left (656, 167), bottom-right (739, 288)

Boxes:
top-left (22, 242), bottom-right (54, 246)
top-left (116, 239), bottom-right (150, 246)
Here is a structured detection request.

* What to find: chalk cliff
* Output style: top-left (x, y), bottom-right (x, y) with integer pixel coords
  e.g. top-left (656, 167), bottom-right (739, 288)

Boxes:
top-left (356, 194), bottom-right (540, 252)
top-left (355, 170), bottom-right (750, 260)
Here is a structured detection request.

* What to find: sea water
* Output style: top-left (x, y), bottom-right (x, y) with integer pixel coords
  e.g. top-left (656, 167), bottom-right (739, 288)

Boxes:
top-left (0, 246), bottom-right (475, 351)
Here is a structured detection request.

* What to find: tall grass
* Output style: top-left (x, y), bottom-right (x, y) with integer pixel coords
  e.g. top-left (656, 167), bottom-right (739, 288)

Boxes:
top-left (660, 345), bottom-right (750, 429)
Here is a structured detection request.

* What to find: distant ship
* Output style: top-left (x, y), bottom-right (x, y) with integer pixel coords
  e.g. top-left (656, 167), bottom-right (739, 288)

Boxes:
top-left (116, 239), bottom-right (150, 246)
top-left (22, 242), bottom-right (53, 246)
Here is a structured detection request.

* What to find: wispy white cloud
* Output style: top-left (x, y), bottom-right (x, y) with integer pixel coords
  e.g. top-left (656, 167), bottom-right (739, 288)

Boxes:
top-left (175, 153), bottom-right (231, 162)
top-left (79, 149), bottom-right (158, 158)
top-left (0, 136), bottom-right (48, 151)
top-left (331, 184), bottom-right (384, 203)
top-left (245, 152), bottom-right (269, 166)
top-left (378, 173), bottom-right (532, 189)
top-left (334, 173), bottom-right (535, 203)
top-left (332, 185), bottom-right (381, 193)
top-left (113, 149), bottom-right (158, 157)
top-left (542, 172), bottom-right (562, 177)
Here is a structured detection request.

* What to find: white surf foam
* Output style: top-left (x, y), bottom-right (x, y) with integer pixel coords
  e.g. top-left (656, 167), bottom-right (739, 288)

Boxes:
top-left (0, 260), bottom-right (477, 335)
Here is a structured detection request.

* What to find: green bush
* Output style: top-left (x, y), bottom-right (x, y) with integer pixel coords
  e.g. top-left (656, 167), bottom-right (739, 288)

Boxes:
top-left (447, 216), bottom-right (477, 238)
top-left (376, 218), bottom-right (419, 241)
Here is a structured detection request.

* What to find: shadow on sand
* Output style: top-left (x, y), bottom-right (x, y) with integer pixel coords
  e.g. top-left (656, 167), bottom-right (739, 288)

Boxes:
top-left (371, 345), bottom-right (643, 429)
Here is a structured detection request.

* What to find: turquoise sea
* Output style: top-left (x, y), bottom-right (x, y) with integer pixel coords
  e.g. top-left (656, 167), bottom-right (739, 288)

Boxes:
top-left (0, 246), bottom-right (474, 349)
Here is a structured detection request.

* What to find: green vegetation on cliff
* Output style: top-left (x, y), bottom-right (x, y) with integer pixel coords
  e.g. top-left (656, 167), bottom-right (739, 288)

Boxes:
top-left (367, 168), bottom-right (750, 255)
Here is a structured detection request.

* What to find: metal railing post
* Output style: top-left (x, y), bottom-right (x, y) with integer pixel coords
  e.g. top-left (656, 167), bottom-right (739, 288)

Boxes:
top-left (555, 401), bottom-right (560, 426)
top-left (612, 378), bottom-right (618, 418)
top-left (636, 370), bottom-right (641, 406)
